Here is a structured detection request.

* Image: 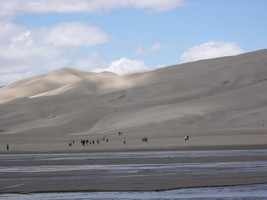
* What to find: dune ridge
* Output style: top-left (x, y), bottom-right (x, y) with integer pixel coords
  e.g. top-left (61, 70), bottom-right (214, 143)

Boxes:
top-left (1, 49), bottom-right (267, 152)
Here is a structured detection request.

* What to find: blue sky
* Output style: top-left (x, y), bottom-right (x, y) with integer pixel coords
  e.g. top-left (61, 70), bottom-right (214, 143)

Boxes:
top-left (0, 0), bottom-right (267, 85)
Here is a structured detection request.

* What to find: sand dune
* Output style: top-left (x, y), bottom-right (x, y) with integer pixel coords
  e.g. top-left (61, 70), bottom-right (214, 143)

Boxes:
top-left (0, 49), bottom-right (267, 152)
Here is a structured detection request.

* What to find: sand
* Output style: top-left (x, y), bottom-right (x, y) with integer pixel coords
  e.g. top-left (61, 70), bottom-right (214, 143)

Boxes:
top-left (1, 133), bottom-right (267, 154)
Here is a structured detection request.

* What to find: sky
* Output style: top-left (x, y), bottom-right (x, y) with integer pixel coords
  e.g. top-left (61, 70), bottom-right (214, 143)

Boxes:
top-left (0, 0), bottom-right (267, 85)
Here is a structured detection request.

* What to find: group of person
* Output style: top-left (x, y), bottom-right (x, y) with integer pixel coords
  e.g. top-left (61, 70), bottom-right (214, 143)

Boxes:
top-left (68, 135), bottom-right (109, 147)
top-left (80, 136), bottom-right (109, 146)
top-left (67, 132), bottom-right (190, 148)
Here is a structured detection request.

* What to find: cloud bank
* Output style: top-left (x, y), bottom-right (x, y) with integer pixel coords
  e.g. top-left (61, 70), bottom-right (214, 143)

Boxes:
top-left (0, 0), bottom-right (185, 21)
top-left (0, 22), bottom-right (108, 85)
top-left (180, 41), bottom-right (244, 63)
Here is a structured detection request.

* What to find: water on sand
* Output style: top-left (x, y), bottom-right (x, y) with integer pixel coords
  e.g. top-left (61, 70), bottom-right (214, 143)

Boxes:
top-left (1, 184), bottom-right (267, 199)
top-left (1, 149), bottom-right (267, 198)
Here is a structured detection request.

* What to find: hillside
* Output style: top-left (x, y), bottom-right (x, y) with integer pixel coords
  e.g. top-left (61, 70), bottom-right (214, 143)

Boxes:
top-left (1, 49), bottom-right (267, 152)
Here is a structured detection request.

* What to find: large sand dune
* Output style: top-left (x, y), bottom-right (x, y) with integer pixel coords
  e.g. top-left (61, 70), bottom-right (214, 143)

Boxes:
top-left (1, 49), bottom-right (267, 152)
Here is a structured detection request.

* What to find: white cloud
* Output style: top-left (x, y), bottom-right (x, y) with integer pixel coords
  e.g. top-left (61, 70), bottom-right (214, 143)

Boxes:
top-left (135, 43), bottom-right (164, 56)
top-left (0, 0), bottom-right (185, 21)
top-left (180, 41), bottom-right (245, 63)
top-left (94, 58), bottom-right (149, 75)
top-left (74, 55), bottom-right (150, 75)
top-left (0, 22), bottom-right (108, 85)
top-left (129, 0), bottom-right (185, 12)
top-left (0, 23), bottom-right (24, 44)
top-left (41, 22), bottom-right (108, 48)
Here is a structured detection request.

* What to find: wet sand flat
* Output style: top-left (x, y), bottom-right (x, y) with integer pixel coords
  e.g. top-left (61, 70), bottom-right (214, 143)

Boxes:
top-left (1, 149), bottom-right (267, 193)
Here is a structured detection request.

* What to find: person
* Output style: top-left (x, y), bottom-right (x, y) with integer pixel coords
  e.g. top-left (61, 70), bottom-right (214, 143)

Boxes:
top-left (6, 144), bottom-right (9, 151)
